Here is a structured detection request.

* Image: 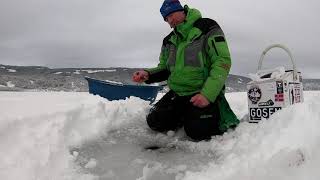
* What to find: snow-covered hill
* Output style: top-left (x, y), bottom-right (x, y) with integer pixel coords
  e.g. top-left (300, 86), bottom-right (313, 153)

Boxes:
top-left (0, 64), bottom-right (249, 92)
top-left (1, 64), bottom-right (320, 92)
top-left (0, 91), bottom-right (319, 180)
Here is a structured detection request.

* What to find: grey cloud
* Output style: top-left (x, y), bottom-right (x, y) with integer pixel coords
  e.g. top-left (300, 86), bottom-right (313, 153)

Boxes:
top-left (0, 0), bottom-right (319, 78)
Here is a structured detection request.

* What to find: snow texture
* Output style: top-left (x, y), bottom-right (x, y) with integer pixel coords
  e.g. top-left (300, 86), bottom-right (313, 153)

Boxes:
top-left (0, 91), bottom-right (320, 180)
top-left (82, 69), bottom-right (117, 74)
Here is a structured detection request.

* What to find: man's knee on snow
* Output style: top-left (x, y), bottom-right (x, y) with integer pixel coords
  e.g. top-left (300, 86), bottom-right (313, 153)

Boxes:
top-left (184, 125), bottom-right (212, 141)
top-left (146, 106), bottom-right (182, 133)
top-left (146, 111), bottom-right (164, 132)
top-left (184, 117), bottom-right (221, 141)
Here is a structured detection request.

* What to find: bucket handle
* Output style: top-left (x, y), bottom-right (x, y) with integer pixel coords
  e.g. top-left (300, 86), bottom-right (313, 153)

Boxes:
top-left (258, 44), bottom-right (298, 80)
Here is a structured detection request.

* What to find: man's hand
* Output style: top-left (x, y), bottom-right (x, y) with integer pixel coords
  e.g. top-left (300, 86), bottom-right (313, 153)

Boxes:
top-left (190, 94), bottom-right (210, 108)
top-left (132, 70), bottom-right (149, 83)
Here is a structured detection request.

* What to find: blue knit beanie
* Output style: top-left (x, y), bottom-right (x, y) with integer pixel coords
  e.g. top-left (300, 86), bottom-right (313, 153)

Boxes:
top-left (160, 0), bottom-right (184, 20)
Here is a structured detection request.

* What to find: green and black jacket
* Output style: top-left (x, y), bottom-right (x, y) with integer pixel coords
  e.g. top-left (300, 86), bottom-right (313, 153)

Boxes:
top-left (145, 5), bottom-right (239, 132)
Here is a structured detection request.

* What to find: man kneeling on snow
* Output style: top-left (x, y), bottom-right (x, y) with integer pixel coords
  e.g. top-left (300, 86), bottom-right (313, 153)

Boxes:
top-left (132, 0), bottom-right (239, 141)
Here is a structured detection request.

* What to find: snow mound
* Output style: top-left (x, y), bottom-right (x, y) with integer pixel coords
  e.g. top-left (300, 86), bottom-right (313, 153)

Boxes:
top-left (0, 91), bottom-right (319, 180)
top-left (183, 100), bottom-right (320, 180)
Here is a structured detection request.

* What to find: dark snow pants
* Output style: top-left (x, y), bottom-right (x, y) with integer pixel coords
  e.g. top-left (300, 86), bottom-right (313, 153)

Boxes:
top-left (146, 90), bottom-right (222, 141)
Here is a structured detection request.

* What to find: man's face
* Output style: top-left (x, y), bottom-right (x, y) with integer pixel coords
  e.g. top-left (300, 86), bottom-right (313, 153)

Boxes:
top-left (165, 11), bottom-right (185, 28)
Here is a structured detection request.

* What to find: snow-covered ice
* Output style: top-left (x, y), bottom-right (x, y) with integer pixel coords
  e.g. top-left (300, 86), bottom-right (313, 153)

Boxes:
top-left (0, 91), bottom-right (319, 180)
top-left (6, 81), bottom-right (15, 88)
top-left (73, 70), bottom-right (81, 74)
top-left (7, 69), bottom-right (17, 73)
top-left (81, 69), bottom-right (117, 74)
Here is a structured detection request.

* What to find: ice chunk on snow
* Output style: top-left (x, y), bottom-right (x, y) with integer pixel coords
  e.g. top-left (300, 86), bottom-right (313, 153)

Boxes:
top-left (85, 158), bottom-right (98, 169)
top-left (167, 130), bottom-right (175, 137)
top-left (137, 163), bottom-right (164, 180)
top-left (6, 81), bottom-right (15, 88)
top-left (73, 70), bottom-right (81, 74)
top-left (7, 69), bottom-right (16, 72)
top-left (72, 151), bottom-right (79, 157)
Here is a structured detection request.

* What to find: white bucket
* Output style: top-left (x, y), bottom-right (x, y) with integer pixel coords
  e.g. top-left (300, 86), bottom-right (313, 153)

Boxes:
top-left (247, 44), bottom-right (304, 122)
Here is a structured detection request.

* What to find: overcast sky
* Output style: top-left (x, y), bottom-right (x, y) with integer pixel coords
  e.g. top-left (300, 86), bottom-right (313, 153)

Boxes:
top-left (0, 0), bottom-right (319, 78)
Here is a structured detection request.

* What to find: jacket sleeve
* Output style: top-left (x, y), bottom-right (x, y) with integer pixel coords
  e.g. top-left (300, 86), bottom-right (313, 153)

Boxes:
top-left (200, 26), bottom-right (231, 102)
top-left (144, 38), bottom-right (171, 84)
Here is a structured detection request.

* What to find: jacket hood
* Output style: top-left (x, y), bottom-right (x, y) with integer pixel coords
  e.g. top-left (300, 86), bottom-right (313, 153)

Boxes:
top-left (175, 5), bottom-right (202, 39)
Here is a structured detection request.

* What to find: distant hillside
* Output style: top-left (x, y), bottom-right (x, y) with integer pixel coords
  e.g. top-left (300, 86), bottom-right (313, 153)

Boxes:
top-left (0, 64), bottom-right (319, 92)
